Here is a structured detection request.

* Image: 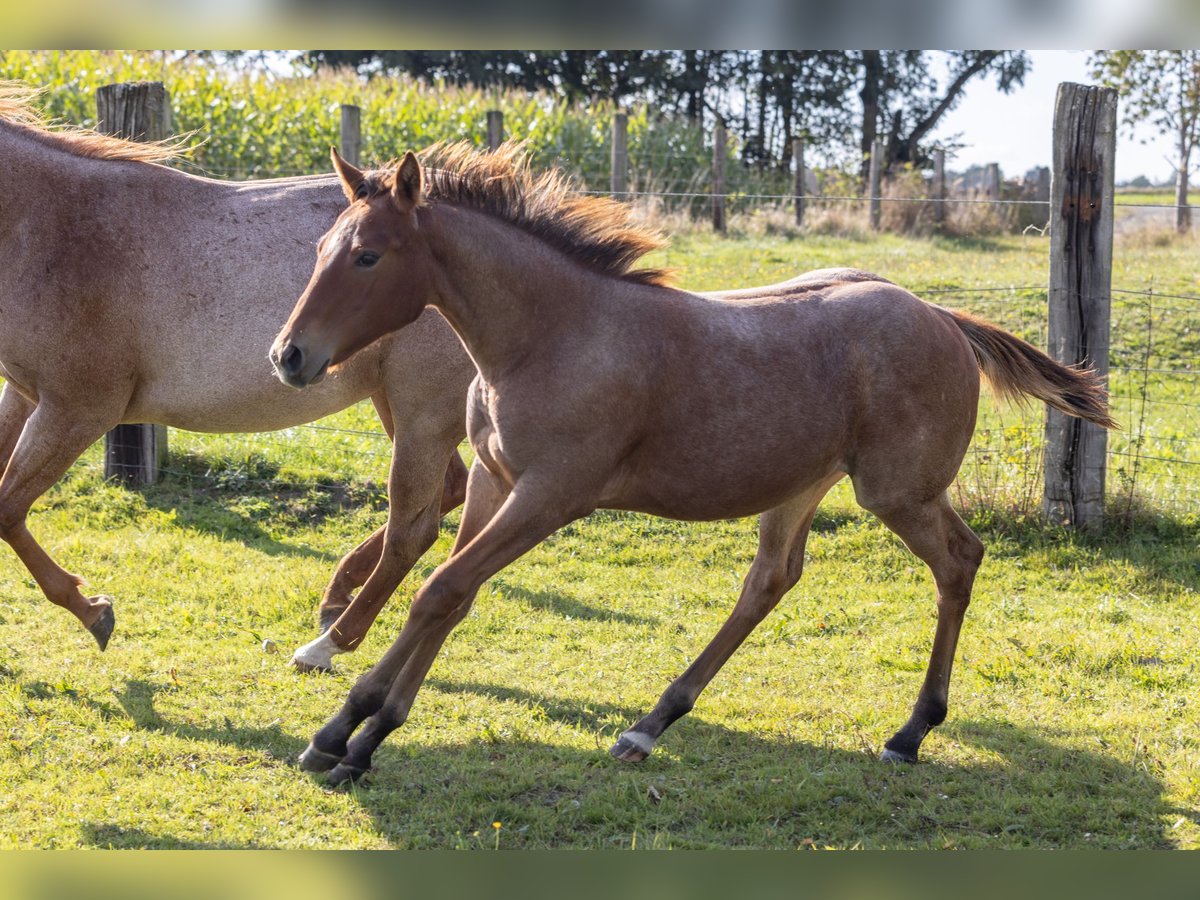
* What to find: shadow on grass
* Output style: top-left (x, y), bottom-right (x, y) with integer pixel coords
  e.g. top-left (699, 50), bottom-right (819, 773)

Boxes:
top-left (79, 823), bottom-right (266, 849)
top-left (135, 450), bottom-right (383, 563)
top-left (489, 578), bottom-right (658, 627)
top-left (47, 674), bottom-right (1180, 849)
top-left (342, 693), bottom-right (1177, 849)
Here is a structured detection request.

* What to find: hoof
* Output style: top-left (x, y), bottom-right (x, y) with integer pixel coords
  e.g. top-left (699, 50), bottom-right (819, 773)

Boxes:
top-left (292, 631), bottom-right (342, 674)
top-left (609, 731), bottom-right (654, 763)
top-left (880, 747), bottom-right (919, 764)
top-left (87, 602), bottom-right (116, 651)
top-left (291, 657), bottom-right (333, 675)
top-left (327, 762), bottom-right (369, 786)
top-left (298, 742), bottom-right (343, 773)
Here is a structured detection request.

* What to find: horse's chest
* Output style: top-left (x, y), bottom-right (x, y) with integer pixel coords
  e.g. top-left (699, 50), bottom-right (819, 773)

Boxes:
top-left (466, 378), bottom-right (518, 488)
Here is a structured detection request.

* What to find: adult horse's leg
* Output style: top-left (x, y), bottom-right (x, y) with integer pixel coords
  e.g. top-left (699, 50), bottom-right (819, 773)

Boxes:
top-left (311, 385), bottom-right (468, 636)
top-left (313, 450), bottom-right (467, 636)
top-left (862, 491), bottom-right (983, 763)
top-left (300, 466), bottom-right (578, 781)
top-left (0, 401), bottom-right (120, 647)
top-left (610, 475), bottom-right (840, 763)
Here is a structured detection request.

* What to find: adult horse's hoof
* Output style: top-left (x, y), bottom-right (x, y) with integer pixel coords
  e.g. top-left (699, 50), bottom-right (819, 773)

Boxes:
top-left (326, 762), bottom-right (369, 786)
top-left (609, 731), bottom-right (654, 763)
top-left (298, 742), bottom-right (343, 773)
top-left (880, 747), bottom-right (918, 764)
top-left (87, 602), bottom-right (116, 651)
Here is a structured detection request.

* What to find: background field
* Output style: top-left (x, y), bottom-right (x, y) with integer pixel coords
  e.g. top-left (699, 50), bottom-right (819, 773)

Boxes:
top-left (0, 226), bottom-right (1197, 849)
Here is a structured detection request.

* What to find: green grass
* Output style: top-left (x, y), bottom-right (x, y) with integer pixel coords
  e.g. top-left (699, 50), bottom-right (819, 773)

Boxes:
top-left (0, 228), bottom-right (1197, 849)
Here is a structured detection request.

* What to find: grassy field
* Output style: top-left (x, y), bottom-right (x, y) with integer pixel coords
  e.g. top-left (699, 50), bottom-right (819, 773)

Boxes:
top-left (0, 227), bottom-right (1197, 849)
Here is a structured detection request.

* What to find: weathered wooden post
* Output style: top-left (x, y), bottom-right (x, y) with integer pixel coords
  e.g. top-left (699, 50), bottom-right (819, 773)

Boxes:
top-left (611, 112), bottom-right (628, 200)
top-left (1044, 82), bottom-right (1117, 529)
top-left (712, 119), bottom-right (726, 233)
top-left (339, 104), bottom-right (362, 166)
top-left (792, 136), bottom-right (805, 227)
top-left (97, 82), bottom-right (170, 485)
top-left (486, 110), bottom-right (504, 151)
top-left (985, 163), bottom-right (1002, 200)
top-left (868, 139), bottom-right (883, 231)
top-left (932, 148), bottom-right (946, 227)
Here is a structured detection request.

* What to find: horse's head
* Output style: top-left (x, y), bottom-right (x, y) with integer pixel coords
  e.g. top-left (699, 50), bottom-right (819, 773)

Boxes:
top-left (271, 148), bottom-right (433, 388)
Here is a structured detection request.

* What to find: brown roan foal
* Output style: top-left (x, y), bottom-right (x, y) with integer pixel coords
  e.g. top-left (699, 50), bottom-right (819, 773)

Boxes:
top-left (271, 143), bottom-right (1115, 785)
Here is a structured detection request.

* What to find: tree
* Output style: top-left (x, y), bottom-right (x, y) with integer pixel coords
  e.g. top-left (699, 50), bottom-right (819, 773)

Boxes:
top-left (1091, 50), bottom-right (1200, 232)
top-left (854, 51), bottom-right (1029, 184)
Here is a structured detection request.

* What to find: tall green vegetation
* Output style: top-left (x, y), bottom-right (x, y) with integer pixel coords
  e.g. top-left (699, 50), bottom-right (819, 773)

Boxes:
top-left (0, 49), bottom-right (756, 202)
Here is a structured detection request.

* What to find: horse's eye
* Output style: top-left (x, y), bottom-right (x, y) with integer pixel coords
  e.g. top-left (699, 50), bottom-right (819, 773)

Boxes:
top-left (356, 251), bottom-right (380, 268)
top-left (354, 184), bottom-right (368, 200)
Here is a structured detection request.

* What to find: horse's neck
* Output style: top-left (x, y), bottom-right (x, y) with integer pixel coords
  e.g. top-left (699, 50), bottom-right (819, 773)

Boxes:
top-left (425, 205), bottom-right (611, 381)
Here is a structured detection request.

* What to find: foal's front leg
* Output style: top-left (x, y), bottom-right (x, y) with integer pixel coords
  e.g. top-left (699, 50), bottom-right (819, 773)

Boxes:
top-left (300, 469), bottom-right (584, 782)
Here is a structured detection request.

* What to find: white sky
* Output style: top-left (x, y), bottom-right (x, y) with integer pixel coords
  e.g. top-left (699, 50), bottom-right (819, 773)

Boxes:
top-left (930, 49), bottom-right (1176, 185)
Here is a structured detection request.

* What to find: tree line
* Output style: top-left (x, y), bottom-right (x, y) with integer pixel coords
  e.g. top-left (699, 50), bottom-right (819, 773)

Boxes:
top-left (301, 51), bottom-right (1030, 183)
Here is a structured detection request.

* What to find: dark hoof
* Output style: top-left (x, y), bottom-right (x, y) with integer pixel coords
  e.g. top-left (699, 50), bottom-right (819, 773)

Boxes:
top-left (880, 747), bottom-right (919, 764)
top-left (291, 657), bottom-right (333, 675)
top-left (88, 603), bottom-right (116, 651)
top-left (327, 763), bottom-right (369, 786)
top-left (609, 735), bottom-right (650, 763)
top-left (298, 742), bottom-right (343, 773)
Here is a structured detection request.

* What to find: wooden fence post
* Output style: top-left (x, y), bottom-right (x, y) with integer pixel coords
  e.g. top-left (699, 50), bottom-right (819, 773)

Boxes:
top-left (339, 104), bottom-right (361, 166)
top-left (932, 148), bottom-right (946, 226)
top-left (712, 120), bottom-right (726, 233)
top-left (1044, 82), bottom-right (1117, 529)
top-left (611, 112), bottom-right (628, 200)
top-left (868, 139), bottom-right (882, 231)
top-left (487, 110), bottom-right (504, 151)
top-left (792, 136), bottom-right (805, 227)
top-left (97, 82), bottom-right (169, 486)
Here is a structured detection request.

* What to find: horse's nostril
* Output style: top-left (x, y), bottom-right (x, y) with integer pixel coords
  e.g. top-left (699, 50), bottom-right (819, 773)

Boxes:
top-left (280, 343), bottom-right (304, 376)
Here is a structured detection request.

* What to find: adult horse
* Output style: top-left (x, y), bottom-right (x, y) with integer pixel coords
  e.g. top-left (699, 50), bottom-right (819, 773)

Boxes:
top-left (0, 83), bottom-right (475, 668)
top-left (272, 143), bottom-right (1115, 785)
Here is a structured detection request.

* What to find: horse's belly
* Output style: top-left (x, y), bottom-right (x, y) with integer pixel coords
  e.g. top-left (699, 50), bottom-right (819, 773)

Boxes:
top-left (128, 362), bottom-right (377, 433)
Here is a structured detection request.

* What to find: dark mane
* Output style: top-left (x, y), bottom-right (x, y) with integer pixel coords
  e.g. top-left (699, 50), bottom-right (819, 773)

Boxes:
top-left (0, 81), bottom-right (185, 164)
top-left (370, 141), bottom-right (672, 288)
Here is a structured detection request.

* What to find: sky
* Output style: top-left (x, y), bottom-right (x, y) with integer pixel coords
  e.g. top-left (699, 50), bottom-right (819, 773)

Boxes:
top-left (930, 50), bottom-right (1175, 185)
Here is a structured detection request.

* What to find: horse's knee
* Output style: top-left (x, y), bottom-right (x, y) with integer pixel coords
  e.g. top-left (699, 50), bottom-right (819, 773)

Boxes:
top-left (410, 568), bottom-right (470, 626)
top-left (383, 510), bottom-right (440, 563)
top-left (0, 502), bottom-right (27, 542)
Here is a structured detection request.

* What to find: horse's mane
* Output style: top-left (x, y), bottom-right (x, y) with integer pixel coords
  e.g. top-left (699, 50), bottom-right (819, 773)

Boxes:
top-left (371, 141), bottom-right (673, 288)
top-left (0, 81), bottom-right (185, 164)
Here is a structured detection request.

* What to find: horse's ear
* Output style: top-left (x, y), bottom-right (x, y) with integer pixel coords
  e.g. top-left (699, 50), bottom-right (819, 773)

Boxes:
top-left (330, 146), bottom-right (365, 204)
top-left (391, 151), bottom-right (424, 213)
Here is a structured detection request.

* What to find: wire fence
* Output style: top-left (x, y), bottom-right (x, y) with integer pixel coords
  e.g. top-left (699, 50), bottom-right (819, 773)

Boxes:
top-left (94, 159), bottom-right (1199, 527)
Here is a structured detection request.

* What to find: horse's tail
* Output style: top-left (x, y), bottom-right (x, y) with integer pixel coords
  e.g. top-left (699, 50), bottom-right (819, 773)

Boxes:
top-left (942, 307), bottom-right (1118, 429)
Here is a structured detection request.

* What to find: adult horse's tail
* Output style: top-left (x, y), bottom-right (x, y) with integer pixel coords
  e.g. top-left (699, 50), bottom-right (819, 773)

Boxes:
top-left (942, 308), bottom-right (1118, 429)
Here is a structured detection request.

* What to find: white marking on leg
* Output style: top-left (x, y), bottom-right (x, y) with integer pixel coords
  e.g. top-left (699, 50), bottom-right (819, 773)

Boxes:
top-left (619, 730), bottom-right (656, 755)
top-left (292, 631), bottom-right (344, 669)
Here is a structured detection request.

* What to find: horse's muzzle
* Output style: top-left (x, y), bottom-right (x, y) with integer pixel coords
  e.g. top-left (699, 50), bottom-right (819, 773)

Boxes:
top-left (270, 339), bottom-right (329, 389)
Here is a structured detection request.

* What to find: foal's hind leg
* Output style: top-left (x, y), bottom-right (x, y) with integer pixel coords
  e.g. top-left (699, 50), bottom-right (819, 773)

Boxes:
top-left (611, 476), bottom-right (840, 763)
top-left (860, 491), bottom-right (983, 763)
top-left (0, 401), bottom-right (120, 647)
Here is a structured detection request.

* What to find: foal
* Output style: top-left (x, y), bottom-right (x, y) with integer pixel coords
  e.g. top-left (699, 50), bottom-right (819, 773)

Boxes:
top-left (272, 144), bottom-right (1114, 784)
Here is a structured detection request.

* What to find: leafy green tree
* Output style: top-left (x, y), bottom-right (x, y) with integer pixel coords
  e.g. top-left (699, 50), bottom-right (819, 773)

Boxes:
top-left (856, 51), bottom-right (1029, 184)
top-left (1090, 50), bottom-right (1200, 232)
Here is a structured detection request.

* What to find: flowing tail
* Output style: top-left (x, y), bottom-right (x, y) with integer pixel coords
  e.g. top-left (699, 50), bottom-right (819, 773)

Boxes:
top-left (942, 308), bottom-right (1118, 430)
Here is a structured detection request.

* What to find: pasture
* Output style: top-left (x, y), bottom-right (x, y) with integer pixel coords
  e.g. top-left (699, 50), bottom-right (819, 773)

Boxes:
top-left (0, 228), bottom-right (1197, 849)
